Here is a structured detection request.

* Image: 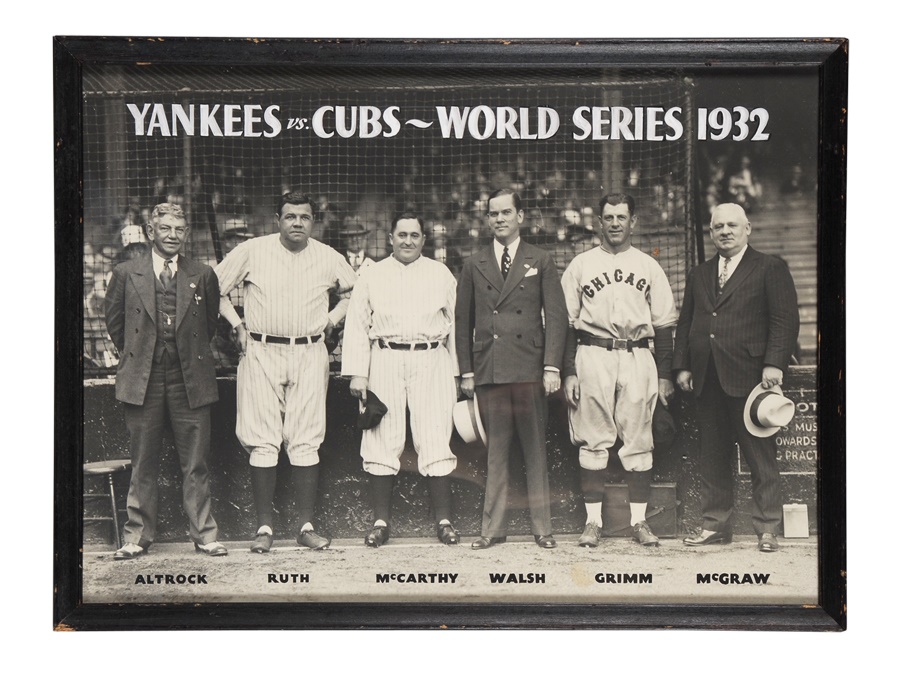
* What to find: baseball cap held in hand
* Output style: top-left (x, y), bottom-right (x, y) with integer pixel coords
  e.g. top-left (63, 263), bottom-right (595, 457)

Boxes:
top-left (357, 390), bottom-right (388, 430)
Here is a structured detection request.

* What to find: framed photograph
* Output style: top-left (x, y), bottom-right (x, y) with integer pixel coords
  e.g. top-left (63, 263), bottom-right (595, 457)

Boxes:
top-left (54, 37), bottom-right (846, 630)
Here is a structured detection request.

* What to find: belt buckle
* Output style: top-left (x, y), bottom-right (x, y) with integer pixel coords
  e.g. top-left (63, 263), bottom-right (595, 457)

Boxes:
top-left (612, 338), bottom-right (629, 351)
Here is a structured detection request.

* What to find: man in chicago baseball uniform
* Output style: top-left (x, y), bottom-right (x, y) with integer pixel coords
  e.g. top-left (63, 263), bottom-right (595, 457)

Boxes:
top-left (104, 203), bottom-right (227, 559)
top-left (561, 194), bottom-right (677, 548)
top-left (215, 191), bottom-right (357, 553)
top-left (342, 211), bottom-right (460, 547)
top-left (675, 203), bottom-right (799, 552)
top-left (456, 189), bottom-right (568, 550)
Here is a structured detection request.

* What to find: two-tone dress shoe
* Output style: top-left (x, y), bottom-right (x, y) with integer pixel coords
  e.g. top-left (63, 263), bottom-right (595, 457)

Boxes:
top-left (534, 535), bottom-right (557, 549)
top-left (471, 536), bottom-right (506, 550)
top-left (683, 530), bottom-right (732, 546)
top-left (298, 529), bottom-right (331, 550)
top-left (437, 522), bottom-right (459, 545)
top-left (365, 525), bottom-right (390, 548)
top-left (632, 521), bottom-right (660, 547)
top-left (578, 522), bottom-right (602, 548)
top-left (758, 533), bottom-right (779, 552)
top-left (195, 541), bottom-right (229, 556)
top-left (251, 530), bottom-right (274, 554)
top-left (113, 543), bottom-right (145, 560)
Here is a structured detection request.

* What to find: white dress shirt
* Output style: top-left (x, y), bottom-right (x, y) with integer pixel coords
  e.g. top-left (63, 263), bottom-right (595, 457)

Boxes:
top-left (151, 250), bottom-right (179, 278)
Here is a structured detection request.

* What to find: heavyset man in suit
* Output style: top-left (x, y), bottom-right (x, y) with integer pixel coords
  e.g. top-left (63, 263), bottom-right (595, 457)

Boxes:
top-left (674, 203), bottom-right (800, 552)
top-left (104, 203), bottom-right (227, 559)
top-left (456, 189), bottom-right (568, 550)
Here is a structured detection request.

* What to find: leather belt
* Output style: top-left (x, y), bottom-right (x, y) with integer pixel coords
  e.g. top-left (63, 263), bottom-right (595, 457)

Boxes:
top-left (576, 332), bottom-right (650, 352)
top-left (249, 331), bottom-right (323, 345)
top-left (378, 339), bottom-right (441, 351)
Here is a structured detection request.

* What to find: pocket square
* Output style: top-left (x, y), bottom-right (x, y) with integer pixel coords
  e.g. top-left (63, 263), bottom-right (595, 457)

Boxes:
top-left (524, 268), bottom-right (538, 278)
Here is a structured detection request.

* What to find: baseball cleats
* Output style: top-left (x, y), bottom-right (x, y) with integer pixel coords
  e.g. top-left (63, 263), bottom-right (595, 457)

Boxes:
top-left (297, 529), bottom-right (331, 550)
top-left (250, 530), bottom-right (273, 554)
top-left (365, 524), bottom-right (390, 548)
top-left (632, 521), bottom-right (660, 547)
top-left (578, 522), bottom-right (602, 548)
top-left (437, 522), bottom-right (459, 545)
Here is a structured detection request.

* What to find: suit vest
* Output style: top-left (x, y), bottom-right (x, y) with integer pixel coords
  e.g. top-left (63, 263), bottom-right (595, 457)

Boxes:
top-left (153, 275), bottom-right (179, 362)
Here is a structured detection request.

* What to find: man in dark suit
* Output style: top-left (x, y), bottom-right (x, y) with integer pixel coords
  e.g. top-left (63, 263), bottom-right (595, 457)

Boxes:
top-left (105, 203), bottom-right (227, 559)
top-left (673, 203), bottom-right (799, 552)
top-left (456, 189), bottom-right (568, 549)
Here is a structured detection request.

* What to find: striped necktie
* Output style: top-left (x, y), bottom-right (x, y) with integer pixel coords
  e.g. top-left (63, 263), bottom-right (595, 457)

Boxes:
top-left (160, 259), bottom-right (173, 288)
top-left (718, 257), bottom-right (731, 294)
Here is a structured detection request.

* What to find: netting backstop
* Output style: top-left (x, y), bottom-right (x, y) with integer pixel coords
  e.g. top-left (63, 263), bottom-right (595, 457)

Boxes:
top-left (82, 65), bottom-right (695, 375)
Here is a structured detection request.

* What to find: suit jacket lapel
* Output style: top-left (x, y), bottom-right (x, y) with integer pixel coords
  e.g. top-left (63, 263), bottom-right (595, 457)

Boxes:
top-left (473, 245), bottom-right (505, 293)
top-left (497, 243), bottom-right (533, 305)
top-left (129, 253), bottom-right (157, 320)
top-left (697, 255), bottom-right (717, 307)
top-left (715, 246), bottom-right (760, 307)
top-left (175, 256), bottom-right (199, 330)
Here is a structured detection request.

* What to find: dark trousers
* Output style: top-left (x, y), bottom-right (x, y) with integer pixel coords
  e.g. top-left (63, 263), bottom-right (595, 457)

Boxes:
top-left (696, 361), bottom-right (782, 535)
top-left (475, 383), bottom-right (552, 537)
top-left (122, 354), bottom-right (218, 546)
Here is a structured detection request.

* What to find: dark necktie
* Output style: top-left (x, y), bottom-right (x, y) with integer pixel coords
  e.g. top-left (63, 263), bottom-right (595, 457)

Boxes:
top-left (160, 259), bottom-right (173, 288)
top-left (501, 246), bottom-right (511, 279)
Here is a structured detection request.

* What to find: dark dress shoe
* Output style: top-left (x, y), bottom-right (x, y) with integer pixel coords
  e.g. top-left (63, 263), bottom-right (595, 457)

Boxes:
top-left (194, 541), bottom-right (229, 556)
top-left (113, 543), bottom-right (145, 560)
top-left (535, 535), bottom-right (557, 549)
top-left (758, 533), bottom-right (779, 552)
top-left (437, 523), bottom-right (460, 545)
top-left (683, 530), bottom-right (732, 546)
top-left (471, 536), bottom-right (506, 550)
top-left (251, 531), bottom-right (273, 554)
top-left (365, 525), bottom-right (390, 548)
top-left (298, 529), bottom-right (331, 550)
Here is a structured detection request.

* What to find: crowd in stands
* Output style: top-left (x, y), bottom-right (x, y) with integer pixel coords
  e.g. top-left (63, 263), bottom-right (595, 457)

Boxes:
top-left (83, 151), bottom-right (812, 372)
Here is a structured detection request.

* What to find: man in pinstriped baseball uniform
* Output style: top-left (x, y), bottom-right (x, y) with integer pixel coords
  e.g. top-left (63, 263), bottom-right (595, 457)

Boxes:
top-left (561, 193), bottom-right (677, 548)
top-left (342, 211), bottom-right (460, 547)
top-left (215, 191), bottom-right (357, 553)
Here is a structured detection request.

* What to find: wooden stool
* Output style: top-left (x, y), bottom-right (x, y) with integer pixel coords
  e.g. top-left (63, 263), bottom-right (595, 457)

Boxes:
top-left (83, 460), bottom-right (132, 549)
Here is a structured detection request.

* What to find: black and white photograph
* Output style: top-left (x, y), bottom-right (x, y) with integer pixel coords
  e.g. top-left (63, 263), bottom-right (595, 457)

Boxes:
top-left (54, 36), bottom-right (845, 630)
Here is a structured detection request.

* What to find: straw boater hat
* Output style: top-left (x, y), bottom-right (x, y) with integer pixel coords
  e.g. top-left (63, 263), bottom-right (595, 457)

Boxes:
top-left (743, 383), bottom-right (796, 438)
top-left (452, 394), bottom-right (487, 446)
top-left (224, 218), bottom-right (254, 240)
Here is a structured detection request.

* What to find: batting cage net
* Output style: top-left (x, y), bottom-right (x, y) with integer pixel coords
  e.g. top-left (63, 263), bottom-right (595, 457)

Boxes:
top-left (81, 65), bottom-right (695, 376)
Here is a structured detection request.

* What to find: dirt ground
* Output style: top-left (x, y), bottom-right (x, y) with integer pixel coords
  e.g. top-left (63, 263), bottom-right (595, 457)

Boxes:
top-left (82, 533), bottom-right (818, 606)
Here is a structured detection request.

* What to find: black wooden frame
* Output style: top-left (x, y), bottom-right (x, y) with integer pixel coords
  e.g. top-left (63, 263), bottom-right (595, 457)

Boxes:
top-left (54, 37), bottom-right (847, 631)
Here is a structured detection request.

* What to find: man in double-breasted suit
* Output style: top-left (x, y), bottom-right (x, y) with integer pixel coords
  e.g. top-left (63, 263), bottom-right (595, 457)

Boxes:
top-left (673, 203), bottom-right (799, 552)
top-left (105, 203), bottom-right (227, 559)
top-left (456, 189), bottom-right (567, 549)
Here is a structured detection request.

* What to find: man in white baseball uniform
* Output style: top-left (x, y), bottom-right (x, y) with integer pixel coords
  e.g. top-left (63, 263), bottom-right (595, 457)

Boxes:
top-left (561, 194), bottom-right (677, 547)
top-left (342, 211), bottom-right (460, 547)
top-left (215, 191), bottom-right (357, 553)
